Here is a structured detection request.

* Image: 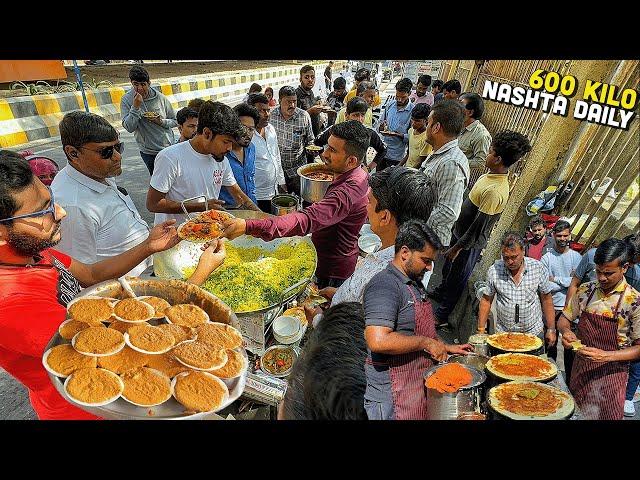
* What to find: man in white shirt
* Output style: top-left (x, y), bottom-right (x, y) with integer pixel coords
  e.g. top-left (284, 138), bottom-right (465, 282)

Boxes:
top-left (52, 111), bottom-right (151, 277)
top-left (146, 101), bottom-right (260, 227)
top-left (247, 93), bottom-right (288, 213)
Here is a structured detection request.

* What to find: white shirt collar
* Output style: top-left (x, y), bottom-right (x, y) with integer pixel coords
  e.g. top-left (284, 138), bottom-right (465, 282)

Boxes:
top-left (64, 165), bottom-right (115, 194)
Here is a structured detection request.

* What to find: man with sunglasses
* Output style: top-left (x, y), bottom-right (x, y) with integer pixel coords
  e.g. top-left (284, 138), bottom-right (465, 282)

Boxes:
top-left (121, 65), bottom-right (177, 175)
top-left (0, 150), bottom-right (204, 419)
top-left (51, 111), bottom-right (152, 277)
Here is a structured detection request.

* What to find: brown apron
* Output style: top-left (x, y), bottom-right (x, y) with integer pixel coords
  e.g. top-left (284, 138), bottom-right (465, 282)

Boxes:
top-left (569, 285), bottom-right (629, 420)
top-left (387, 286), bottom-right (436, 420)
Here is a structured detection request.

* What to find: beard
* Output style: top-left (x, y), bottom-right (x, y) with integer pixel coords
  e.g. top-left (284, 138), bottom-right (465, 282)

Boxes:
top-left (7, 223), bottom-right (61, 257)
top-left (405, 257), bottom-right (426, 283)
top-left (556, 239), bottom-right (570, 248)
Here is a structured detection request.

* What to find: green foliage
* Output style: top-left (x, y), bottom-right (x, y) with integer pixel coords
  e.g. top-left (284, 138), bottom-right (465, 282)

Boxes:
top-left (10, 76), bottom-right (113, 96)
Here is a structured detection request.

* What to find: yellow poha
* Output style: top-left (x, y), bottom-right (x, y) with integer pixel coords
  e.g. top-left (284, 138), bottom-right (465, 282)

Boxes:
top-left (183, 241), bottom-right (315, 312)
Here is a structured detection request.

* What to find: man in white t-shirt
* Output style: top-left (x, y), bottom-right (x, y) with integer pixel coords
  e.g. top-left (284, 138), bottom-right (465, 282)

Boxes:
top-left (147, 101), bottom-right (260, 227)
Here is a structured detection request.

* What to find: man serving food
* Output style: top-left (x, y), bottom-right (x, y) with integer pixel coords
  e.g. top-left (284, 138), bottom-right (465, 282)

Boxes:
top-left (221, 121), bottom-right (369, 289)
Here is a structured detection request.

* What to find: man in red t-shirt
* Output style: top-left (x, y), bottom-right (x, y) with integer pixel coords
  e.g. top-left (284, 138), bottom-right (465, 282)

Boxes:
top-left (0, 150), bottom-right (222, 420)
top-left (525, 215), bottom-right (554, 260)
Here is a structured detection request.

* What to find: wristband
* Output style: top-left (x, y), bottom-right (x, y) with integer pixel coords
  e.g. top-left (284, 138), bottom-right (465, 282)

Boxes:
top-left (546, 328), bottom-right (557, 333)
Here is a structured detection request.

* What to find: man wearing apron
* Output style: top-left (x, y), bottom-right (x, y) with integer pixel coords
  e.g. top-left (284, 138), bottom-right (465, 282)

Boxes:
top-left (558, 238), bottom-right (640, 420)
top-left (363, 220), bottom-right (473, 420)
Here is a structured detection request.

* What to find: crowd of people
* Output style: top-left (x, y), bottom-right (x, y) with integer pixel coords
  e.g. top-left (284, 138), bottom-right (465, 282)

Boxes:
top-left (0, 61), bottom-right (638, 421)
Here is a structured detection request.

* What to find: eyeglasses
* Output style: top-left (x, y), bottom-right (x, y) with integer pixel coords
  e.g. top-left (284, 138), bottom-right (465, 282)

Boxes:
top-left (78, 142), bottom-right (124, 159)
top-left (0, 186), bottom-right (59, 224)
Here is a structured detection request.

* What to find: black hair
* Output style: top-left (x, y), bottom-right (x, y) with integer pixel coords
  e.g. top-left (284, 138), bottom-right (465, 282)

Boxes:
top-left (529, 215), bottom-right (545, 229)
top-left (264, 86), bottom-right (274, 94)
top-left (354, 68), bottom-right (371, 82)
top-left (594, 238), bottom-right (631, 266)
top-left (395, 77), bottom-right (413, 94)
top-left (187, 98), bottom-right (205, 113)
top-left (417, 74), bottom-right (432, 87)
top-left (369, 166), bottom-right (434, 226)
top-left (233, 102), bottom-right (260, 128)
top-left (346, 96), bottom-right (369, 115)
top-left (395, 219), bottom-right (443, 254)
top-left (248, 83), bottom-right (262, 94)
top-left (282, 302), bottom-right (368, 420)
top-left (330, 120), bottom-right (370, 163)
top-left (492, 130), bottom-right (532, 168)
top-left (0, 150), bottom-right (34, 224)
top-left (432, 79), bottom-right (444, 90)
top-left (459, 92), bottom-right (485, 120)
top-left (430, 100), bottom-right (465, 137)
top-left (300, 65), bottom-right (315, 75)
top-left (411, 103), bottom-right (431, 120)
top-left (552, 219), bottom-right (571, 234)
top-left (443, 79), bottom-right (462, 94)
top-left (59, 111), bottom-right (118, 160)
top-left (176, 107), bottom-right (198, 126)
top-left (247, 93), bottom-right (269, 106)
top-left (357, 81), bottom-right (376, 96)
top-left (333, 76), bottom-right (346, 90)
top-left (501, 231), bottom-right (526, 250)
top-left (196, 101), bottom-right (244, 141)
top-left (623, 233), bottom-right (640, 262)
top-left (279, 85), bottom-right (297, 99)
top-left (128, 65), bottom-right (150, 83)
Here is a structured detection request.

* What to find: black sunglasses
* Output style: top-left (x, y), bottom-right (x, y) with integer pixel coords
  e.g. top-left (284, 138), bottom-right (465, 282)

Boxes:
top-left (78, 142), bottom-right (124, 159)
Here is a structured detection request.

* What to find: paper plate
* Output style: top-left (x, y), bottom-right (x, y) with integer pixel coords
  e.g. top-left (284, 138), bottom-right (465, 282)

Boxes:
top-left (63, 368), bottom-right (124, 407)
top-left (120, 368), bottom-right (173, 407)
top-left (124, 332), bottom-right (174, 355)
top-left (170, 371), bottom-right (230, 413)
top-left (71, 330), bottom-right (126, 357)
top-left (112, 298), bottom-right (155, 324)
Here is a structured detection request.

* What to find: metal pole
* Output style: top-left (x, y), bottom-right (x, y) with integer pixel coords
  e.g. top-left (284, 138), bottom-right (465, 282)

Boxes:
top-left (73, 60), bottom-right (89, 112)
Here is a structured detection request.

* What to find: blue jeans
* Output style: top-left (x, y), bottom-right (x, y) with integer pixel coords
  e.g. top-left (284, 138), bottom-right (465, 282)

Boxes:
top-left (140, 151), bottom-right (157, 175)
top-left (626, 359), bottom-right (640, 401)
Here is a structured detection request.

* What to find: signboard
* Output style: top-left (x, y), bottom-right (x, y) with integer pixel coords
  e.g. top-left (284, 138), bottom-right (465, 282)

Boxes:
top-left (0, 61), bottom-right (67, 83)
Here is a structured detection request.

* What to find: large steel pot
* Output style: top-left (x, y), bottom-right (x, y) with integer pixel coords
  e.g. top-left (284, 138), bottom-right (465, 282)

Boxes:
top-left (424, 364), bottom-right (486, 420)
top-left (297, 163), bottom-right (332, 203)
top-left (153, 211), bottom-right (318, 355)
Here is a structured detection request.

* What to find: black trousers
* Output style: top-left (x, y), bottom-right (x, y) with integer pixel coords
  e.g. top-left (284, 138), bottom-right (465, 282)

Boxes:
top-left (433, 240), bottom-right (482, 324)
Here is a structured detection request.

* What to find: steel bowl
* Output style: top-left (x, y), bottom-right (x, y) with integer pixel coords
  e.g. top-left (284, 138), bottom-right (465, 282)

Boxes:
top-left (424, 363), bottom-right (486, 420)
top-left (297, 163), bottom-right (333, 203)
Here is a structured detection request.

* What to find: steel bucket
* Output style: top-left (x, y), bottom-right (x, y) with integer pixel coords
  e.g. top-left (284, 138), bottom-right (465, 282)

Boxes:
top-left (424, 364), bottom-right (486, 420)
top-left (271, 194), bottom-right (300, 216)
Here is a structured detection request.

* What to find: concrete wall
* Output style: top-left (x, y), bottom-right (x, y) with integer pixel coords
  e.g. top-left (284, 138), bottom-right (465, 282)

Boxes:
top-left (0, 61), bottom-right (338, 149)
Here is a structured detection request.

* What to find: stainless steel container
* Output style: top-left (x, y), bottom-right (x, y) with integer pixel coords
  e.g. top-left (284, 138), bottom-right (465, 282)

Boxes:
top-left (424, 364), bottom-right (486, 420)
top-left (154, 224), bottom-right (318, 356)
top-left (271, 194), bottom-right (299, 216)
top-left (297, 164), bottom-right (332, 203)
top-left (447, 353), bottom-right (490, 372)
top-left (468, 333), bottom-right (490, 357)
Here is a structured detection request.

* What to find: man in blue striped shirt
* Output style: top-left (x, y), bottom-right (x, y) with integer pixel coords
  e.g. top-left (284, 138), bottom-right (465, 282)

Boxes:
top-left (219, 103), bottom-right (259, 208)
top-left (377, 78), bottom-right (414, 170)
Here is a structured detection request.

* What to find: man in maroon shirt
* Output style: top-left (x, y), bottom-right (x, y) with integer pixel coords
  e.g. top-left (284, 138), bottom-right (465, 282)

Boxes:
top-left (222, 120), bottom-right (370, 288)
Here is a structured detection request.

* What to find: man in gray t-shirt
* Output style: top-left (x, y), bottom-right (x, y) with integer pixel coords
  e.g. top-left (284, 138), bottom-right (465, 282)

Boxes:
top-left (363, 220), bottom-right (471, 420)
